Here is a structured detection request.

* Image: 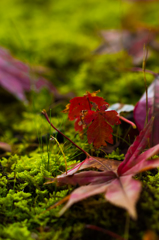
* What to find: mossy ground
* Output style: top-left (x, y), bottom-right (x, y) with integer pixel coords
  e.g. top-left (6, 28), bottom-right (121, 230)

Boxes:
top-left (0, 0), bottom-right (159, 239)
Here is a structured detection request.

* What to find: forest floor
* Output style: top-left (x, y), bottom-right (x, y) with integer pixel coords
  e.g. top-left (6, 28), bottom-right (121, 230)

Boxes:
top-left (0, 0), bottom-right (159, 239)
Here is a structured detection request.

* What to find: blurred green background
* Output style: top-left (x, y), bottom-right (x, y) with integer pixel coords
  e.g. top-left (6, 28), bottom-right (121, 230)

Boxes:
top-left (0, 0), bottom-right (158, 104)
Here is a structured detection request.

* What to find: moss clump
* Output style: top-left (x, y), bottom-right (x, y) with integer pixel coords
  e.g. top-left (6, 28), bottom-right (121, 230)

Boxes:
top-left (107, 149), bottom-right (125, 161)
top-left (0, 222), bottom-right (34, 240)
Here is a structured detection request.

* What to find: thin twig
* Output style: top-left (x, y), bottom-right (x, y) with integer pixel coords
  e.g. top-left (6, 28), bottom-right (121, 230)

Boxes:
top-left (86, 224), bottom-right (126, 240)
top-left (42, 110), bottom-right (90, 157)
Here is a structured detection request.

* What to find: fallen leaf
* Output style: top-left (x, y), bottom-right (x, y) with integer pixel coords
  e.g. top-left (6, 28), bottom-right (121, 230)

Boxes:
top-left (65, 91), bottom-right (108, 121)
top-left (108, 103), bottom-right (134, 114)
top-left (70, 156), bottom-right (121, 172)
top-left (134, 75), bottom-right (159, 146)
top-left (0, 47), bottom-right (59, 101)
top-left (55, 118), bottom-right (159, 219)
top-left (45, 157), bottom-right (120, 186)
top-left (95, 29), bottom-right (159, 65)
top-left (0, 142), bottom-right (11, 152)
top-left (64, 91), bottom-right (120, 148)
top-left (42, 109), bottom-right (159, 219)
top-left (84, 109), bottom-right (121, 148)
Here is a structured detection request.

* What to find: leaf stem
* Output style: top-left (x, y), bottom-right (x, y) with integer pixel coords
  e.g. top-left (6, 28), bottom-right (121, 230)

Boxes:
top-left (42, 110), bottom-right (89, 157)
top-left (118, 115), bottom-right (136, 129)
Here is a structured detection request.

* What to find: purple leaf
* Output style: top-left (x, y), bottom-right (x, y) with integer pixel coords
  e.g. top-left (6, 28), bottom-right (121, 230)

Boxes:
top-left (56, 156), bottom-right (120, 179)
top-left (134, 75), bottom-right (159, 146)
top-left (53, 119), bottom-right (159, 219)
top-left (117, 118), bottom-right (153, 175)
top-left (123, 144), bottom-right (159, 175)
top-left (59, 174), bottom-right (141, 219)
top-left (105, 176), bottom-right (141, 219)
top-left (58, 182), bottom-right (110, 216)
top-left (77, 156), bottom-right (121, 172)
top-left (56, 171), bottom-right (116, 186)
top-left (0, 142), bottom-right (11, 152)
top-left (0, 47), bottom-right (59, 101)
top-left (35, 77), bottom-right (58, 94)
top-left (95, 30), bottom-right (158, 65)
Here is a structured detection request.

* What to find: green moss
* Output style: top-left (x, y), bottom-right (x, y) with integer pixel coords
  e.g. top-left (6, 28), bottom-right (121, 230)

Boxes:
top-left (107, 149), bottom-right (125, 161)
top-left (0, 0), bottom-right (159, 239)
top-left (71, 54), bottom-right (154, 104)
top-left (0, 0), bottom-right (127, 63)
top-left (1, 222), bottom-right (34, 240)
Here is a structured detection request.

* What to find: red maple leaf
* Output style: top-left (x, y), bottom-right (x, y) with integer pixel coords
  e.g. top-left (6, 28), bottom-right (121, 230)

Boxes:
top-left (64, 91), bottom-right (108, 120)
top-left (84, 108), bottom-right (121, 148)
top-left (64, 91), bottom-right (120, 148)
